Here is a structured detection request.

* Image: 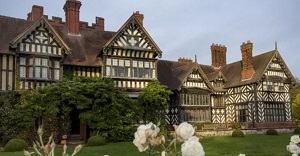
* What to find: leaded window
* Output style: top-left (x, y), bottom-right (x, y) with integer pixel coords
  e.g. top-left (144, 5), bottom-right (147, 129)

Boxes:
top-left (105, 58), bottom-right (155, 78)
top-left (264, 103), bottom-right (285, 122)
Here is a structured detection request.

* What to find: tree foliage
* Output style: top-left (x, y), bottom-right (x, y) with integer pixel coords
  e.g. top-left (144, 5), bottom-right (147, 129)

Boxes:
top-left (136, 79), bottom-right (173, 125)
top-left (12, 77), bottom-right (137, 143)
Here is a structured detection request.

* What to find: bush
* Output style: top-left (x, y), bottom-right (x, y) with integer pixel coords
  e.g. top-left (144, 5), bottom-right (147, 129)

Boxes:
top-left (4, 138), bottom-right (28, 152)
top-left (232, 129), bottom-right (245, 137)
top-left (266, 129), bottom-right (278, 135)
top-left (294, 127), bottom-right (300, 134)
top-left (232, 123), bottom-right (242, 129)
top-left (87, 135), bottom-right (106, 146)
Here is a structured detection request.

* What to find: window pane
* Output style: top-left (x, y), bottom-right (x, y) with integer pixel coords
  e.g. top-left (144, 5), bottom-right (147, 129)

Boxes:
top-left (133, 61), bottom-right (137, 67)
top-left (138, 68), bottom-right (144, 77)
top-left (119, 60), bottom-right (124, 66)
top-left (20, 57), bottom-right (26, 65)
top-left (106, 58), bottom-right (111, 66)
top-left (42, 59), bottom-right (48, 66)
top-left (20, 67), bottom-right (26, 78)
top-left (118, 67), bottom-right (124, 76)
top-left (35, 67), bottom-right (41, 78)
top-left (132, 68), bottom-right (138, 77)
top-left (35, 58), bottom-right (41, 65)
top-left (144, 62), bottom-right (149, 68)
top-left (29, 58), bottom-right (34, 65)
top-left (125, 60), bottom-right (130, 67)
top-left (54, 61), bottom-right (60, 68)
top-left (106, 67), bottom-right (111, 76)
top-left (1, 71), bottom-right (6, 90)
top-left (112, 59), bottom-right (118, 66)
top-left (138, 61), bottom-right (143, 67)
top-left (29, 67), bottom-right (33, 78)
top-left (54, 69), bottom-right (60, 80)
top-left (2, 55), bottom-right (6, 69)
top-left (42, 67), bottom-right (48, 78)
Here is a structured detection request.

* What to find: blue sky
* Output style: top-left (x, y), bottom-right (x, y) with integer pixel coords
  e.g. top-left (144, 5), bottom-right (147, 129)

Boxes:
top-left (0, 0), bottom-right (299, 79)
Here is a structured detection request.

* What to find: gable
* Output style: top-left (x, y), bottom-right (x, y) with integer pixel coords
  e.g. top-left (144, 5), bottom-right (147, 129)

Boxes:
top-left (182, 69), bottom-right (209, 89)
top-left (10, 16), bottom-right (70, 56)
top-left (261, 51), bottom-right (295, 84)
top-left (103, 15), bottom-right (162, 58)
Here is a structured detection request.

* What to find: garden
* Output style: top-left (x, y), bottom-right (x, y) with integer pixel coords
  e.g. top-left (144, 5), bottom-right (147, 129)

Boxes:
top-left (0, 77), bottom-right (300, 156)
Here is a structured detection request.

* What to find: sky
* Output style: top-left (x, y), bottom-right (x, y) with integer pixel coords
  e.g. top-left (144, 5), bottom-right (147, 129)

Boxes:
top-left (0, 0), bottom-right (299, 79)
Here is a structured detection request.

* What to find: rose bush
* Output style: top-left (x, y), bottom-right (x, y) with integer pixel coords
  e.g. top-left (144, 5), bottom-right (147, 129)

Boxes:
top-left (287, 135), bottom-right (300, 155)
top-left (174, 122), bottom-right (195, 142)
top-left (181, 136), bottom-right (205, 156)
top-left (133, 122), bottom-right (205, 156)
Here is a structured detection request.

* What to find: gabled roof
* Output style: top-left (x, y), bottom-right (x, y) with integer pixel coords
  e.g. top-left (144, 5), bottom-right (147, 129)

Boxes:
top-left (0, 15), bottom-right (32, 54)
top-left (10, 16), bottom-right (71, 54)
top-left (200, 50), bottom-right (296, 88)
top-left (102, 13), bottom-right (162, 58)
top-left (157, 60), bottom-right (213, 91)
top-left (0, 15), bottom-right (115, 67)
top-left (206, 71), bottom-right (227, 82)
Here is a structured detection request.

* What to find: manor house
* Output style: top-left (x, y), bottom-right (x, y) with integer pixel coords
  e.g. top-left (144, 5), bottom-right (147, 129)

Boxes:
top-left (0, 0), bottom-right (296, 139)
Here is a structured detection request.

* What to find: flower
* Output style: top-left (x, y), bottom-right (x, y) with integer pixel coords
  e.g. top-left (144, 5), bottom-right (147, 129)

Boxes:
top-left (238, 154), bottom-right (246, 156)
top-left (174, 122), bottom-right (195, 142)
top-left (291, 135), bottom-right (300, 144)
top-left (287, 144), bottom-right (300, 155)
top-left (154, 134), bottom-right (165, 145)
top-left (133, 122), bottom-right (160, 152)
top-left (181, 136), bottom-right (205, 156)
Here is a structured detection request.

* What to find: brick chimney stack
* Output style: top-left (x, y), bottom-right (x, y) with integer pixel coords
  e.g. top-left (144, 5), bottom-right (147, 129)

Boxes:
top-left (211, 43), bottom-right (227, 68)
top-left (64, 0), bottom-right (82, 35)
top-left (240, 40), bottom-right (255, 80)
top-left (27, 5), bottom-right (44, 21)
top-left (178, 57), bottom-right (193, 64)
top-left (133, 11), bottom-right (144, 26)
top-left (93, 17), bottom-right (105, 31)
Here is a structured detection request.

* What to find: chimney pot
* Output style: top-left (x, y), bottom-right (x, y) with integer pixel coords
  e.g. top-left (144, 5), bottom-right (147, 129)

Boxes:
top-left (28, 5), bottom-right (43, 21)
top-left (133, 11), bottom-right (144, 26)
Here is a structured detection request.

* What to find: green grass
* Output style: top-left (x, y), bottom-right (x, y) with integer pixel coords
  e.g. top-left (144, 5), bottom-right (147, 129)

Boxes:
top-left (0, 133), bottom-right (294, 156)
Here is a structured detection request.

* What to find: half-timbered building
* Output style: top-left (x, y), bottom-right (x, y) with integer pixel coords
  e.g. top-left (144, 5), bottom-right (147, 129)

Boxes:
top-left (0, 0), bottom-right (297, 139)
top-left (158, 42), bottom-right (296, 129)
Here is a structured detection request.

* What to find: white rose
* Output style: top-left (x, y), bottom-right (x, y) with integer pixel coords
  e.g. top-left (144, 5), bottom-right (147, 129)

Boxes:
top-left (133, 122), bottom-right (160, 152)
top-left (292, 154), bottom-right (298, 156)
top-left (133, 125), bottom-right (148, 152)
top-left (181, 136), bottom-right (205, 156)
top-left (291, 135), bottom-right (300, 144)
top-left (145, 122), bottom-right (160, 138)
top-left (238, 154), bottom-right (246, 156)
top-left (287, 144), bottom-right (300, 154)
top-left (174, 122), bottom-right (195, 142)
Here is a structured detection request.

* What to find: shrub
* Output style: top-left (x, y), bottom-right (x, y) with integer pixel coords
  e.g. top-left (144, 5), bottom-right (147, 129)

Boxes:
top-left (294, 127), bottom-right (300, 134)
top-left (232, 123), bottom-right (242, 129)
top-left (87, 135), bottom-right (106, 146)
top-left (266, 129), bottom-right (278, 135)
top-left (232, 129), bottom-right (245, 137)
top-left (4, 138), bottom-right (28, 152)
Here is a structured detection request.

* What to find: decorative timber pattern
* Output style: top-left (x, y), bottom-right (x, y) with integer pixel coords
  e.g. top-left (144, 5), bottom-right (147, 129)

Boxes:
top-left (212, 108), bottom-right (225, 123)
top-left (18, 25), bottom-right (64, 56)
top-left (165, 107), bottom-right (179, 125)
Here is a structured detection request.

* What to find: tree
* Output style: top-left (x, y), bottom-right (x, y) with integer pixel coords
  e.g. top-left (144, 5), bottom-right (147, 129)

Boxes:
top-left (136, 79), bottom-right (173, 125)
top-left (292, 94), bottom-right (300, 125)
top-left (11, 77), bottom-right (137, 143)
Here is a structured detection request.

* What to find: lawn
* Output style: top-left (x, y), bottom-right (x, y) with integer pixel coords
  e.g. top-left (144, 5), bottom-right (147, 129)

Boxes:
top-left (0, 133), bottom-right (294, 156)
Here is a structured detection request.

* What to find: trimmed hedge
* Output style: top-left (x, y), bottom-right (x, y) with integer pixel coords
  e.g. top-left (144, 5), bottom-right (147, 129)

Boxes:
top-left (266, 129), bottom-right (278, 135)
top-left (294, 127), bottom-right (300, 134)
top-left (4, 138), bottom-right (28, 152)
top-left (87, 135), bottom-right (106, 146)
top-left (232, 129), bottom-right (245, 137)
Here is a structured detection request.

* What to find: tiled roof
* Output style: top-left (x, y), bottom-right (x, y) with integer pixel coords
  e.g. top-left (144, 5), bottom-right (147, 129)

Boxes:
top-left (158, 50), bottom-right (279, 91)
top-left (0, 15), bottom-right (115, 67)
top-left (0, 15), bottom-right (33, 54)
